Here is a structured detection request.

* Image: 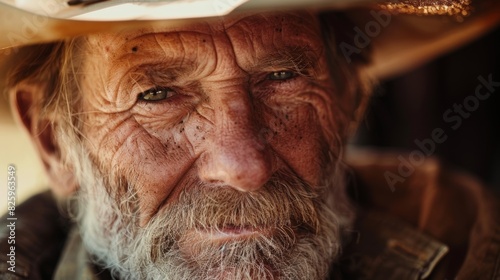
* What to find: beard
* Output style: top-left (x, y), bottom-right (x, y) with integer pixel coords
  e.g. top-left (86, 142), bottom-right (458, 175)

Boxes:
top-left (69, 145), bottom-right (353, 280)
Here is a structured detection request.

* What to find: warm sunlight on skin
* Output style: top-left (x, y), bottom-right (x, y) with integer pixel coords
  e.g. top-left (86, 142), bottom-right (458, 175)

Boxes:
top-left (78, 11), bottom-right (339, 227)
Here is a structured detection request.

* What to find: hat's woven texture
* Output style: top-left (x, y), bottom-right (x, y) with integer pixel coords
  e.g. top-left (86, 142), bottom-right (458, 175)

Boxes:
top-left (379, 0), bottom-right (472, 16)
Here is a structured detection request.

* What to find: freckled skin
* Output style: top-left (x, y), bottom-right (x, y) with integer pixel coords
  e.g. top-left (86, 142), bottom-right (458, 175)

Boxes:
top-left (80, 12), bottom-right (340, 226)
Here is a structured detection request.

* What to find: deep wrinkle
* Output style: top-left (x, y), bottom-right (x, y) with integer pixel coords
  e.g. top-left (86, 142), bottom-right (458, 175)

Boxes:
top-left (80, 11), bottom-right (335, 229)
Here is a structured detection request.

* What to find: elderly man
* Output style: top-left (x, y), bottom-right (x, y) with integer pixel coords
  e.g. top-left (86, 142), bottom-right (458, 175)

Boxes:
top-left (1, 1), bottom-right (499, 280)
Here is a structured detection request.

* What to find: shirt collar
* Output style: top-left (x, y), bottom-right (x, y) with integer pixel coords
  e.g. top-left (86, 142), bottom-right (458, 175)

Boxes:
top-left (54, 228), bottom-right (106, 280)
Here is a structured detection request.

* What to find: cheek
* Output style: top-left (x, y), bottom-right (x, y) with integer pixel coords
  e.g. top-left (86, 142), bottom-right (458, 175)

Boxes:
top-left (254, 78), bottom-right (339, 185)
top-left (263, 103), bottom-right (328, 185)
top-left (83, 112), bottom-right (199, 225)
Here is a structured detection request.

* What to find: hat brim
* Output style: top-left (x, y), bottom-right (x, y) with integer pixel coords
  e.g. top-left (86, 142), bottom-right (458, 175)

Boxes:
top-left (363, 2), bottom-right (500, 79)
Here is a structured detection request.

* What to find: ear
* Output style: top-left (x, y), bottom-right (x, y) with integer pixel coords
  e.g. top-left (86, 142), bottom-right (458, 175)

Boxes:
top-left (10, 83), bottom-right (78, 197)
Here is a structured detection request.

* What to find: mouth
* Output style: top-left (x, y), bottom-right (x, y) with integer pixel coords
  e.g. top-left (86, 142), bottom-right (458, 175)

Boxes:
top-left (178, 225), bottom-right (274, 258)
top-left (177, 222), bottom-right (300, 267)
top-left (196, 225), bottom-right (274, 241)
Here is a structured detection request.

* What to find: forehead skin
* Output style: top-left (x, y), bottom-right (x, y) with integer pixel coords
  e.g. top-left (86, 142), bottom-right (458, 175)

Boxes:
top-left (90, 11), bottom-right (322, 58)
top-left (79, 12), bottom-right (338, 226)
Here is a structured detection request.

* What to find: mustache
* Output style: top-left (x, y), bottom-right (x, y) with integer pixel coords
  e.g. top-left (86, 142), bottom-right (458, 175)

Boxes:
top-left (149, 169), bottom-right (325, 233)
top-left (137, 168), bottom-right (335, 268)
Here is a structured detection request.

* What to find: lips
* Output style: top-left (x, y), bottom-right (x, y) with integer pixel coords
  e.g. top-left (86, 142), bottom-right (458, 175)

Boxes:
top-left (196, 225), bottom-right (274, 241)
top-left (178, 225), bottom-right (271, 259)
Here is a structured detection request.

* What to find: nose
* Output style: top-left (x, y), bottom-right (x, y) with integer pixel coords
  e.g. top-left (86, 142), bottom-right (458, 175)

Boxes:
top-left (198, 89), bottom-right (273, 192)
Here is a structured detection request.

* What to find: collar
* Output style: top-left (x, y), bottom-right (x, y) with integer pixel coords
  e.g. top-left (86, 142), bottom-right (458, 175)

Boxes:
top-left (53, 229), bottom-right (111, 280)
top-left (338, 210), bottom-right (449, 280)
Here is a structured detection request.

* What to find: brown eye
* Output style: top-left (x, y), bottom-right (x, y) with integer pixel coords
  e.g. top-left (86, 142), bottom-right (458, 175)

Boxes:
top-left (138, 87), bottom-right (175, 102)
top-left (268, 71), bottom-right (295, 81)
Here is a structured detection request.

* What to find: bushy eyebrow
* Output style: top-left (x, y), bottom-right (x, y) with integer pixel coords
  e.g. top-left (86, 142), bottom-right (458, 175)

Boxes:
top-left (126, 62), bottom-right (195, 86)
top-left (253, 46), bottom-right (319, 76)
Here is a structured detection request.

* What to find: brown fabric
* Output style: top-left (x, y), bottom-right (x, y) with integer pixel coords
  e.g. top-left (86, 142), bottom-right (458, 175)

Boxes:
top-left (0, 191), bottom-right (70, 279)
top-left (338, 210), bottom-right (450, 280)
top-left (346, 149), bottom-right (500, 279)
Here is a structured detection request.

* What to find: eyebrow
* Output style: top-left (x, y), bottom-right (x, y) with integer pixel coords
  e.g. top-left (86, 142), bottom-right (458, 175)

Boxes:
top-left (126, 61), bottom-right (196, 86)
top-left (253, 46), bottom-right (319, 76)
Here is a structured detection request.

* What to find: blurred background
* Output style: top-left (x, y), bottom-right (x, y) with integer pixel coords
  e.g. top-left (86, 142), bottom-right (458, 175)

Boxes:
top-left (351, 23), bottom-right (500, 194)
top-left (0, 95), bottom-right (49, 216)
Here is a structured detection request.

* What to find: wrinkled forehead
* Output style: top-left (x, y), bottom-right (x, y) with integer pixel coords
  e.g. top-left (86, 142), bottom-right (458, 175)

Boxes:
top-left (84, 11), bottom-right (323, 56)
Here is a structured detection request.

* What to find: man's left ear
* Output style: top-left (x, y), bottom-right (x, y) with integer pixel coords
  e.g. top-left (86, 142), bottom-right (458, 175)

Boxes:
top-left (10, 82), bottom-right (78, 197)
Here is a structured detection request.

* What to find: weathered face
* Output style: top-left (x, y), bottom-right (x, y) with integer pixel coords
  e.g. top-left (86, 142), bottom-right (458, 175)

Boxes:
top-left (81, 12), bottom-right (339, 223)
top-left (74, 11), bottom-right (349, 279)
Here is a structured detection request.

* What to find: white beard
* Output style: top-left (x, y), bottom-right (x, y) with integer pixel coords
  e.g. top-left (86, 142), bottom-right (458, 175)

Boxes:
top-left (69, 146), bottom-right (352, 280)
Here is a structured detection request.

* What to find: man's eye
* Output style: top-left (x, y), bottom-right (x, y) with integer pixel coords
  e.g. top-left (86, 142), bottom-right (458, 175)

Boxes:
top-left (138, 87), bottom-right (175, 102)
top-left (268, 71), bottom-right (295, 81)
